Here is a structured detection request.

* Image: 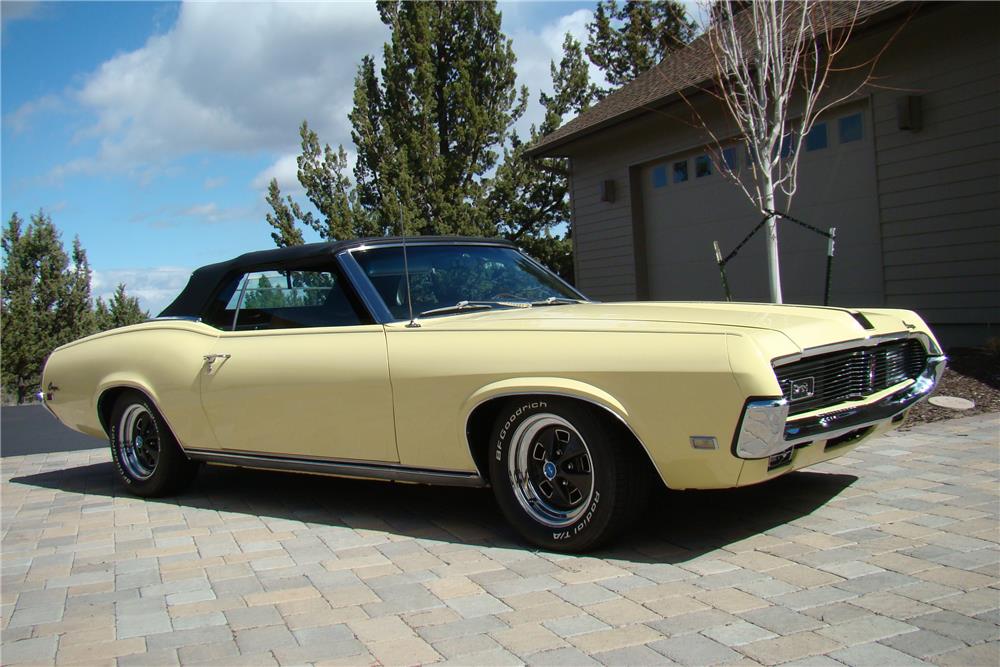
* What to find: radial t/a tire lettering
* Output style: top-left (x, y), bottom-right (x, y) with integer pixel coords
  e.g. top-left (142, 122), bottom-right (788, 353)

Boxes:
top-left (488, 397), bottom-right (651, 552)
top-left (108, 390), bottom-right (199, 497)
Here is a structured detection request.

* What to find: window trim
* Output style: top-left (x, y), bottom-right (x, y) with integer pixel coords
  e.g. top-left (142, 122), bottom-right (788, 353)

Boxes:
top-left (230, 274), bottom-right (251, 331)
top-left (201, 262), bottom-right (374, 331)
top-left (342, 242), bottom-right (589, 325)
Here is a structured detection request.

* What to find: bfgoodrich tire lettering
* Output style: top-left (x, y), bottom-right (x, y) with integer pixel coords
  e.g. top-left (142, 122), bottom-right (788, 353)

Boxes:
top-left (109, 390), bottom-right (199, 497)
top-left (488, 397), bottom-right (650, 552)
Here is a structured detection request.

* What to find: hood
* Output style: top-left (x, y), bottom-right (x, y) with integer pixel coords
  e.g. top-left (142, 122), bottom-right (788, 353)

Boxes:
top-left (415, 301), bottom-right (935, 354)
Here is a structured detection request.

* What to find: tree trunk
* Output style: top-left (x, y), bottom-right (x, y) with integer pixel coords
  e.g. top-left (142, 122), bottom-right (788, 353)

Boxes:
top-left (764, 190), bottom-right (783, 304)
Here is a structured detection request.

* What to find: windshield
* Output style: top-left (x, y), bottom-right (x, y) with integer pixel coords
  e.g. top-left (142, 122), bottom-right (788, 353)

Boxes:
top-left (351, 244), bottom-right (584, 320)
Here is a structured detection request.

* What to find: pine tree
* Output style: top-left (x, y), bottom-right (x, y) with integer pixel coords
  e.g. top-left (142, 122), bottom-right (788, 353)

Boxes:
top-left (295, 121), bottom-right (376, 240)
top-left (59, 237), bottom-right (96, 340)
top-left (350, 0), bottom-right (524, 236)
top-left (265, 179), bottom-right (305, 248)
top-left (103, 283), bottom-right (148, 329)
top-left (1, 211), bottom-right (72, 403)
top-left (490, 34), bottom-right (595, 281)
top-left (94, 296), bottom-right (111, 331)
top-left (586, 0), bottom-right (698, 95)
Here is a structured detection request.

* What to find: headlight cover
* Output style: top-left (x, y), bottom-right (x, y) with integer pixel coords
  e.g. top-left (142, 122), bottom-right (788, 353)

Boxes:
top-left (734, 398), bottom-right (790, 459)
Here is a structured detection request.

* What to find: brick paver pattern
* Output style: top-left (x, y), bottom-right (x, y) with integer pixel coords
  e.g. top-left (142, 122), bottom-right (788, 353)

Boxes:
top-left (1, 414), bottom-right (997, 666)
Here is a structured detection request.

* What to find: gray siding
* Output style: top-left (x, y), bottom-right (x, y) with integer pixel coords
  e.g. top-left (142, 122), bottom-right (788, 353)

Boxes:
top-left (567, 101), bottom-right (738, 302)
top-left (869, 3), bottom-right (1000, 343)
top-left (563, 2), bottom-right (999, 345)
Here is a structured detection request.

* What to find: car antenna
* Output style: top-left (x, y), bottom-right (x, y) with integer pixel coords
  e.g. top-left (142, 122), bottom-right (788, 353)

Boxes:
top-left (400, 211), bottom-right (420, 328)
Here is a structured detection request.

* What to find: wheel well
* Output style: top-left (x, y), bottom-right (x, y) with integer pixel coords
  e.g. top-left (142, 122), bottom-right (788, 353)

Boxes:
top-left (465, 394), bottom-right (661, 487)
top-left (97, 386), bottom-right (140, 438)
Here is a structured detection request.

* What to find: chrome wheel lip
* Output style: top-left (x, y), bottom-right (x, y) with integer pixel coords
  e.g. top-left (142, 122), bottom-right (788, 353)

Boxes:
top-left (507, 413), bottom-right (594, 529)
top-left (118, 404), bottom-right (159, 481)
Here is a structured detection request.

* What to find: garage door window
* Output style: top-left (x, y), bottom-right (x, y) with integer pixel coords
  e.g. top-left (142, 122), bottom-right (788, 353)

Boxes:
top-left (652, 164), bottom-right (668, 188)
top-left (839, 113), bottom-right (863, 143)
top-left (673, 160), bottom-right (688, 183)
top-left (695, 155), bottom-right (712, 178)
top-left (806, 123), bottom-right (828, 151)
top-left (721, 147), bottom-right (739, 173)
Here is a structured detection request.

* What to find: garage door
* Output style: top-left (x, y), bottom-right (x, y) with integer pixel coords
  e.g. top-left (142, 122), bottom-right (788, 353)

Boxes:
top-left (640, 103), bottom-right (884, 306)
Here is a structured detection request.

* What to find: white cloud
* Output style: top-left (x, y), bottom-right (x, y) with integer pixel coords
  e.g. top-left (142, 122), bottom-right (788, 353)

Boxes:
top-left (92, 266), bottom-right (192, 316)
top-left (62, 1), bottom-right (386, 177)
top-left (252, 145), bottom-right (358, 195)
top-left (508, 8), bottom-right (607, 138)
top-left (129, 201), bottom-right (262, 229)
top-left (252, 153), bottom-right (300, 193)
top-left (203, 176), bottom-right (227, 190)
top-left (4, 93), bottom-right (62, 133)
top-left (1, 0), bottom-right (43, 27)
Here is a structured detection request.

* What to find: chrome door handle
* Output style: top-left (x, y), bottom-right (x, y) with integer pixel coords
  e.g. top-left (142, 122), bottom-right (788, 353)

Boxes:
top-left (203, 353), bottom-right (231, 374)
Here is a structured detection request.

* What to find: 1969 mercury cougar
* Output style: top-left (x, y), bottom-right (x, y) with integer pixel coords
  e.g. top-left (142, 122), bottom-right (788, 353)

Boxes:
top-left (41, 237), bottom-right (946, 551)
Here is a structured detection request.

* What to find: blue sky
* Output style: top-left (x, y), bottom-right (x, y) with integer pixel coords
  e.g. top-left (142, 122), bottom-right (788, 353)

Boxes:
top-left (2, 0), bottom-right (604, 313)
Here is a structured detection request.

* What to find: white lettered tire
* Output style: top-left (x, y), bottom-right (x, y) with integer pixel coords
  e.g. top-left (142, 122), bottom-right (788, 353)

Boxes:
top-left (488, 397), bottom-right (651, 552)
top-left (109, 390), bottom-right (199, 497)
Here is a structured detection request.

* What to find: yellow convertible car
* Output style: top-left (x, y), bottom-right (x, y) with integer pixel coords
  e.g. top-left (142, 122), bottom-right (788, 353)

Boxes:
top-left (41, 237), bottom-right (945, 551)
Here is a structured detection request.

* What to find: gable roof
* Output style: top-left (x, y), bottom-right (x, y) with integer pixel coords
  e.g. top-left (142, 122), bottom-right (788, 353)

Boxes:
top-left (527, 0), bottom-right (905, 157)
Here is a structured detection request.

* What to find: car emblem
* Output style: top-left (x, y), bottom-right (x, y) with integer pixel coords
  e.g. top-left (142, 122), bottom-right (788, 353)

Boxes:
top-left (542, 461), bottom-right (557, 480)
top-left (790, 377), bottom-right (815, 401)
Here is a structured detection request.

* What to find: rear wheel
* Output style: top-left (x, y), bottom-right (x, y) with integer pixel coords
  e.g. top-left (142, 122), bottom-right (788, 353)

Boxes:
top-left (488, 397), bottom-right (651, 552)
top-left (109, 390), bottom-right (198, 496)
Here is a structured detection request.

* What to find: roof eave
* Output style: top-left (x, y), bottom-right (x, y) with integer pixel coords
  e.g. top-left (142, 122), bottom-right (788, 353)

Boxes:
top-left (525, 88), bottom-right (691, 158)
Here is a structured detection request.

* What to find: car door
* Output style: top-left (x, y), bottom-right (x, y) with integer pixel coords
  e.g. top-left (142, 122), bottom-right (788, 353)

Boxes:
top-left (199, 267), bottom-right (398, 462)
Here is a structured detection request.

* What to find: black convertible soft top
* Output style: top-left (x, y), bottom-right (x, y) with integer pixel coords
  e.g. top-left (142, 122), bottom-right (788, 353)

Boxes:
top-left (158, 236), bottom-right (515, 318)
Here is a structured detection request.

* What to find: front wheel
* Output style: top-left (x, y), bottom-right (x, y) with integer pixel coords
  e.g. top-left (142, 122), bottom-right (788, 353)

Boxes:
top-left (488, 397), bottom-right (651, 552)
top-left (109, 390), bottom-right (199, 497)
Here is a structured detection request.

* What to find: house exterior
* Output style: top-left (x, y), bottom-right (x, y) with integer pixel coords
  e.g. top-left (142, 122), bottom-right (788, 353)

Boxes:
top-left (528, 1), bottom-right (999, 347)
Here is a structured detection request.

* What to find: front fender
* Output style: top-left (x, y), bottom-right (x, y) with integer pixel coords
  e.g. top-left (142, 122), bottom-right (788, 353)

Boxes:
top-left (460, 376), bottom-right (631, 429)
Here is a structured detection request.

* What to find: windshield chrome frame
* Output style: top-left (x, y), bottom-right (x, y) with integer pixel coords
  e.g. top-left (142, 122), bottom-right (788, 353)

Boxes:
top-left (335, 241), bottom-right (589, 325)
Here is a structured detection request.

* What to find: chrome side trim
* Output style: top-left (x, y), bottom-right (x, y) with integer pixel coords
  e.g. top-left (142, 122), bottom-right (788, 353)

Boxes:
top-left (771, 331), bottom-right (936, 367)
top-left (184, 448), bottom-right (487, 488)
top-left (336, 249), bottom-right (396, 324)
top-left (149, 316), bottom-right (202, 322)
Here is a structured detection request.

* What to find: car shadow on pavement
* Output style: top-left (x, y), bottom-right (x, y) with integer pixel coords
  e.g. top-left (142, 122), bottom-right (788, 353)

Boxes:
top-left (10, 460), bottom-right (857, 564)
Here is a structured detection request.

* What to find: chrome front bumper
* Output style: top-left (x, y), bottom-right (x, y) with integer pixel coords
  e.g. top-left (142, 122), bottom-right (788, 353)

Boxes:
top-left (734, 355), bottom-right (947, 459)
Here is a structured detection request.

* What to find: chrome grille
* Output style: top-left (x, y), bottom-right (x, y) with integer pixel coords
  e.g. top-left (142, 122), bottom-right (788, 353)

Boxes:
top-left (775, 339), bottom-right (927, 416)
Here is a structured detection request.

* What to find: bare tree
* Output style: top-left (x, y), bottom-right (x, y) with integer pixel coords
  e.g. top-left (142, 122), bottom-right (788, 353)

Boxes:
top-left (693, 1), bottom-right (892, 303)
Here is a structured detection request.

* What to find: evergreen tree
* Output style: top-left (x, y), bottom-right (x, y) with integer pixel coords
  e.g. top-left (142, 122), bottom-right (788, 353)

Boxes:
top-left (59, 237), bottom-right (96, 340)
top-left (2, 211), bottom-right (151, 402)
top-left (295, 121), bottom-right (377, 240)
top-left (265, 179), bottom-right (305, 248)
top-left (101, 283), bottom-right (148, 329)
top-left (1, 211), bottom-right (72, 403)
top-left (586, 0), bottom-right (698, 95)
top-left (490, 34), bottom-right (595, 281)
top-left (94, 296), bottom-right (111, 331)
top-left (350, 0), bottom-right (525, 236)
